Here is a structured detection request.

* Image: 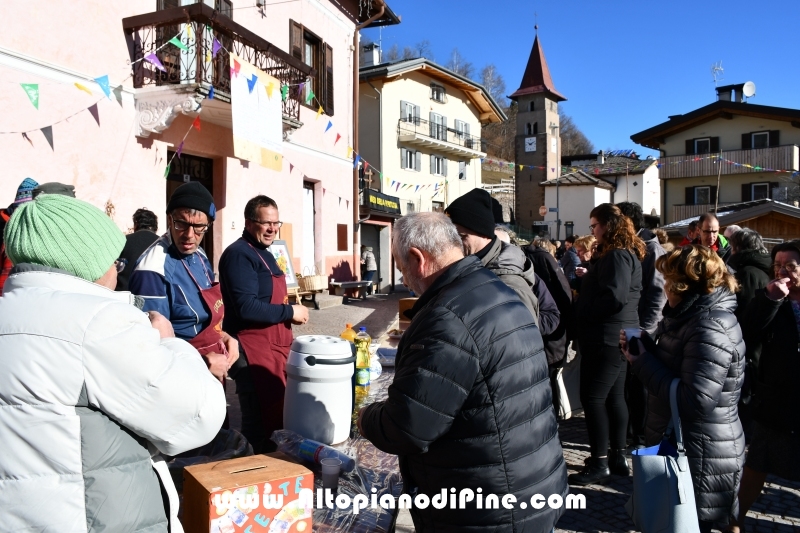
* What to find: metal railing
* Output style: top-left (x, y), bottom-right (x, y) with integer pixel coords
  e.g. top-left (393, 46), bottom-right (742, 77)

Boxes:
top-left (122, 3), bottom-right (314, 121)
top-left (398, 118), bottom-right (483, 151)
top-left (659, 145), bottom-right (799, 180)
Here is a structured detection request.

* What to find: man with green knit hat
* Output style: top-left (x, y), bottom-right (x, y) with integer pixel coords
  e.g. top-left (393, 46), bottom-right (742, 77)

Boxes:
top-left (0, 194), bottom-right (226, 532)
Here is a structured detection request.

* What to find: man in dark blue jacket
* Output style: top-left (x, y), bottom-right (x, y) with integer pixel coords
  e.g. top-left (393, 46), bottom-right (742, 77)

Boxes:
top-left (359, 212), bottom-right (568, 533)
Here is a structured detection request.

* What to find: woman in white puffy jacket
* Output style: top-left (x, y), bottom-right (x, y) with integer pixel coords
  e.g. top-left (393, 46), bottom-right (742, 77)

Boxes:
top-left (0, 194), bottom-right (227, 533)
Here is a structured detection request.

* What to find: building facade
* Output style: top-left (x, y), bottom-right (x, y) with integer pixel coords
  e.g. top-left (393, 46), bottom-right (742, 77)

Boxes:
top-left (0, 0), bottom-right (398, 281)
top-left (632, 83), bottom-right (800, 224)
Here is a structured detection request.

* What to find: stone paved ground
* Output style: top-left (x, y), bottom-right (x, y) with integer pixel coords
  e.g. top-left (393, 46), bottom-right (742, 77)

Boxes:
top-left (226, 292), bottom-right (800, 533)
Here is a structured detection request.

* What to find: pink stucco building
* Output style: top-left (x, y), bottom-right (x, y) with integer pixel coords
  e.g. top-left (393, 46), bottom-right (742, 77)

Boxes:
top-left (0, 0), bottom-right (399, 280)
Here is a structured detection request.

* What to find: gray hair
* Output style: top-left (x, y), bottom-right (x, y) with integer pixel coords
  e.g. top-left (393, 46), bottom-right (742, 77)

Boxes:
top-left (729, 227), bottom-right (767, 254)
top-left (723, 224), bottom-right (742, 238)
top-left (393, 212), bottom-right (461, 262)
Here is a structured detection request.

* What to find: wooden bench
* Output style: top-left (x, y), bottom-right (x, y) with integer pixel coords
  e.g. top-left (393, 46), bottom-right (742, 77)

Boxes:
top-left (329, 281), bottom-right (374, 304)
top-left (287, 288), bottom-right (322, 310)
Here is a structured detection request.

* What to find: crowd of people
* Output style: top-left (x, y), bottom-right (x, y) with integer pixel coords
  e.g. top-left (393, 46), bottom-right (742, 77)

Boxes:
top-left (0, 176), bottom-right (797, 532)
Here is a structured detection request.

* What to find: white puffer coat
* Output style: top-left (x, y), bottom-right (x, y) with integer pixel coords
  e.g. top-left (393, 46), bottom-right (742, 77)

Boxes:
top-left (0, 266), bottom-right (226, 532)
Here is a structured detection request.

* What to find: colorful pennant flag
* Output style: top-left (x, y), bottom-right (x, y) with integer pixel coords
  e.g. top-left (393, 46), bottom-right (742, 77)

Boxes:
top-left (316, 106), bottom-right (324, 120)
top-left (206, 50), bottom-right (212, 63)
top-left (298, 82), bottom-right (305, 94)
top-left (266, 82), bottom-right (275, 99)
top-left (212, 38), bottom-right (222, 58)
top-left (207, 86), bottom-right (215, 100)
top-left (334, 133), bottom-right (341, 145)
top-left (353, 155), bottom-right (361, 169)
top-left (305, 90), bottom-right (315, 105)
top-left (74, 82), bottom-right (92, 95)
top-left (325, 121), bottom-right (333, 133)
top-left (145, 54), bottom-right (166, 72)
top-left (230, 59), bottom-right (241, 78)
top-left (21, 132), bottom-right (33, 147)
top-left (94, 75), bottom-right (111, 98)
top-left (192, 116), bottom-right (201, 131)
top-left (168, 37), bottom-right (188, 51)
top-left (281, 85), bottom-right (289, 101)
top-left (289, 163), bottom-right (294, 173)
top-left (347, 146), bottom-right (353, 158)
top-left (247, 74), bottom-right (258, 93)
top-left (41, 126), bottom-right (54, 151)
top-left (88, 103), bottom-right (100, 126)
top-left (176, 141), bottom-right (184, 158)
top-left (363, 161), bottom-right (369, 172)
top-left (186, 25), bottom-right (193, 38)
top-left (164, 163), bottom-right (171, 178)
top-left (20, 83), bottom-right (39, 109)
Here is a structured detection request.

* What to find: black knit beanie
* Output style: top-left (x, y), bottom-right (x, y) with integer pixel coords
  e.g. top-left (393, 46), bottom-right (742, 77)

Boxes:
top-left (445, 188), bottom-right (496, 238)
top-left (167, 182), bottom-right (216, 220)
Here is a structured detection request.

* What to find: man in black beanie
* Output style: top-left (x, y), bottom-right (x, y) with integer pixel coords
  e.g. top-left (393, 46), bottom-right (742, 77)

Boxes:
top-left (130, 182), bottom-right (238, 383)
top-left (445, 188), bottom-right (557, 332)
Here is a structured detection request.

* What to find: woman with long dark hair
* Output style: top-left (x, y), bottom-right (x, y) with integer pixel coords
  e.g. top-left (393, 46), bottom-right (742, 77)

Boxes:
top-left (569, 204), bottom-right (645, 485)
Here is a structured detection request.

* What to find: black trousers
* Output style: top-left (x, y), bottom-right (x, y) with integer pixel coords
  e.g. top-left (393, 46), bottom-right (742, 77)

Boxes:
top-left (230, 348), bottom-right (277, 454)
top-left (579, 341), bottom-right (628, 458)
top-left (625, 365), bottom-right (648, 447)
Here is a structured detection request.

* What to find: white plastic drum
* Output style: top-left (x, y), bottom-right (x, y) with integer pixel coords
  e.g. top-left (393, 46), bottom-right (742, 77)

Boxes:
top-left (284, 335), bottom-right (355, 445)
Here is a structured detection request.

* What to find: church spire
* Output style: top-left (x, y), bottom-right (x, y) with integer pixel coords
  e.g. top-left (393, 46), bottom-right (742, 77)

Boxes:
top-left (509, 31), bottom-right (566, 102)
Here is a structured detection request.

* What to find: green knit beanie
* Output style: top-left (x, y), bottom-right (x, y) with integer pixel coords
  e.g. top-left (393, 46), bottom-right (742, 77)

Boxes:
top-left (4, 194), bottom-right (125, 282)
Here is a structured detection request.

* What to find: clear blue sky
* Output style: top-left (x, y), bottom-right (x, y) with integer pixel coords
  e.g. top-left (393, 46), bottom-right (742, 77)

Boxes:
top-left (363, 0), bottom-right (800, 158)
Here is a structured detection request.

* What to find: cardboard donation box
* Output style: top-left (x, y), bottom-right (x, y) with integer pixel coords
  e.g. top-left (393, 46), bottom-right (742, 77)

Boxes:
top-left (398, 297), bottom-right (418, 331)
top-left (183, 452), bottom-right (314, 533)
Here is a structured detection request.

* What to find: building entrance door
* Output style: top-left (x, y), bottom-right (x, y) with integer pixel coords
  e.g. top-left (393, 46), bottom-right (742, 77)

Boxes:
top-left (166, 152), bottom-right (215, 266)
top-left (302, 182), bottom-right (316, 273)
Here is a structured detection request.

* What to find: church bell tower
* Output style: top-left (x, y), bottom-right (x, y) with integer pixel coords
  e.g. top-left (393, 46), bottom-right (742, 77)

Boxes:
top-left (510, 27), bottom-right (566, 233)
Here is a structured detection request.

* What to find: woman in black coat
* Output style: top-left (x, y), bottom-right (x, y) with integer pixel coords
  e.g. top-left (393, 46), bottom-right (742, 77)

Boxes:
top-left (728, 228), bottom-right (772, 320)
top-left (726, 240), bottom-right (800, 533)
top-left (570, 204), bottom-right (645, 486)
top-left (623, 245), bottom-right (745, 533)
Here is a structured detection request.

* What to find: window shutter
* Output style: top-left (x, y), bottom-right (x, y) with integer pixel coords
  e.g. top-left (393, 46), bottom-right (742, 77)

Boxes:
top-left (459, 161), bottom-right (466, 180)
top-left (430, 154), bottom-right (436, 174)
top-left (400, 100), bottom-right (408, 120)
top-left (442, 116), bottom-right (447, 136)
top-left (324, 43), bottom-right (334, 116)
top-left (770, 181), bottom-right (780, 199)
top-left (465, 123), bottom-right (470, 136)
top-left (429, 112), bottom-right (435, 137)
top-left (710, 137), bottom-right (720, 153)
top-left (414, 105), bottom-right (420, 125)
top-left (741, 133), bottom-right (752, 150)
top-left (769, 130), bottom-right (780, 147)
top-left (685, 139), bottom-right (695, 155)
top-left (685, 187), bottom-right (694, 205)
top-left (741, 183), bottom-right (752, 202)
top-left (710, 186), bottom-right (718, 205)
top-left (415, 151), bottom-right (421, 172)
top-left (442, 158), bottom-right (448, 177)
top-left (400, 148), bottom-right (407, 169)
top-left (290, 21), bottom-right (303, 61)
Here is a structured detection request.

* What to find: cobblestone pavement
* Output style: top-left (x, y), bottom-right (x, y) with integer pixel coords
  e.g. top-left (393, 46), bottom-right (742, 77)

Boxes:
top-left (226, 292), bottom-right (800, 533)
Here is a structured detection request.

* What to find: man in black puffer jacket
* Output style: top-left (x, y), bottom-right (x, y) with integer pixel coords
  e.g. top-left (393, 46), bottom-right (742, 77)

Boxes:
top-left (359, 212), bottom-right (568, 533)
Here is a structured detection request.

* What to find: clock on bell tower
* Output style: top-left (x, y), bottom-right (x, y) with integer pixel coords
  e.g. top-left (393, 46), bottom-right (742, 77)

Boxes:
top-left (509, 26), bottom-right (566, 233)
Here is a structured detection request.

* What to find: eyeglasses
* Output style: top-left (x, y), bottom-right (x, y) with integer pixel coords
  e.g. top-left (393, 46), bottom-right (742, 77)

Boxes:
top-left (172, 219), bottom-right (209, 235)
top-left (114, 258), bottom-right (127, 273)
top-left (773, 263), bottom-right (799, 273)
top-left (249, 219), bottom-right (283, 229)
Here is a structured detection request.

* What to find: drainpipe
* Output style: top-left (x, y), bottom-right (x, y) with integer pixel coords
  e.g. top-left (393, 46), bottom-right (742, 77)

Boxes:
top-left (352, 0), bottom-right (385, 280)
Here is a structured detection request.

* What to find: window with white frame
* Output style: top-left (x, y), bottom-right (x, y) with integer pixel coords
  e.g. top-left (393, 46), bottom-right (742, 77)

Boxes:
top-left (695, 138), bottom-right (711, 154)
top-left (430, 83), bottom-right (446, 103)
top-left (431, 155), bottom-right (448, 176)
top-left (752, 132), bottom-right (770, 149)
top-left (432, 201), bottom-right (444, 213)
top-left (458, 161), bottom-right (467, 180)
top-left (401, 148), bottom-right (421, 171)
top-left (406, 201), bottom-right (416, 213)
top-left (752, 182), bottom-right (770, 200)
top-left (430, 112), bottom-right (446, 140)
top-left (695, 186), bottom-right (711, 205)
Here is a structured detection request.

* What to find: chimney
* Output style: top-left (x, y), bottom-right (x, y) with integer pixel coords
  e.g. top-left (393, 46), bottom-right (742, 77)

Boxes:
top-left (597, 150), bottom-right (605, 164)
top-left (361, 43), bottom-right (381, 68)
top-left (716, 83), bottom-right (745, 103)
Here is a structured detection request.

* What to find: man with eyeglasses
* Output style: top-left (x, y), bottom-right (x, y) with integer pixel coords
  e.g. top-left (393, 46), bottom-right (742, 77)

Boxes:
top-left (219, 195), bottom-right (309, 452)
top-left (693, 212), bottom-right (732, 263)
top-left (130, 182), bottom-right (238, 383)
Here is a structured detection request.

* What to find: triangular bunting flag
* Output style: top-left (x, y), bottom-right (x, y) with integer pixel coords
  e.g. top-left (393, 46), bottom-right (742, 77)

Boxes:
top-left (192, 116), bottom-right (201, 131)
top-left (334, 133), bottom-right (341, 145)
top-left (164, 163), bottom-right (171, 178)
top-left (316, 106), bottom-right (324, 120)
top-left (212, 38), bottom-right (222, 57)
top-left (339, 197), bottom-right (342, 205)
top-left (94, 76), bottom-right (111, 98)
top-left (363, 161), bottom-right (369, 172)
top-left (21, 132), bottom-right (33, 147)
top-left (186, 25), bottom-right (193, 38)
top-left (414, 185), bottom-right (419, 192)
top-left (88, 103), bottom-right (100, 126)
top-left (176, 141), bottom-right (184, 158)
top-left (41, 126), bottom-right (54, 151)
top-left (281, 85), bottom-right (289, 101)
top-left (289, 163), bottom-right (294, 173)
top-left (346, 146), bottom-right (353, 158)
top-left (353, 155), bottom-right (361, 169)
top-left (20, 83), bottom-right (39, 109)
top-left (298, 82), bottom-right (305, 94)
top-left (145, 54), bottom-right (166, 72)
top-left (395, 182), bottom-right (400, 191)
top-left (325, 121), bottom-right (333, 133)
top-left (74, 82), bottom-right (92, 95)
top-left (305, 90), bottom-right (315, 105)
top-left (322, 188), bottom-right (326, 196)
top-left (207, 86), bottom-right (215, 100)
top-left (519, 165), bottom-right (523, 170)
top-left (206, 50), bottom-right (212, 63)
top-left (169, 37), bottom-right (189, 51)
top-left (346, 200), bottom-right (349, 209)
top-left (247, 74), bottom-right (258, 93)
top-left (266, 82), bottom-right (275, 99)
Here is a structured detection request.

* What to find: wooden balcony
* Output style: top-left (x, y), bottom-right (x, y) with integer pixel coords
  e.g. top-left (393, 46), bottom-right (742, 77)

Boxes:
top-left (660, 145), bottom-right (799, 180)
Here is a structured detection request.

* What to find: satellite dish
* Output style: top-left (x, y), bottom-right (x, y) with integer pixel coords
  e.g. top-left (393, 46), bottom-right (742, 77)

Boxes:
top-left (743, 81), bottom-right (756, 98)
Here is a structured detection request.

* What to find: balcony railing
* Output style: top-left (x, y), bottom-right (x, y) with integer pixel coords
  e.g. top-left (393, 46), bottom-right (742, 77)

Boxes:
top-left (122, 3), bottom-right (314, 121)
top-left (660, 145), bottom-right (799, 180)
top-left (398, 118), bottom-right (485, 156)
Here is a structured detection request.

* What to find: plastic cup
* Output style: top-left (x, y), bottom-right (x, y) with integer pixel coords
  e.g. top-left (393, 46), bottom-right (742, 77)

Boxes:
top-left (623, 328), bottom-right (642, 343)
top-left (320, 458), bottom-right (342, 491)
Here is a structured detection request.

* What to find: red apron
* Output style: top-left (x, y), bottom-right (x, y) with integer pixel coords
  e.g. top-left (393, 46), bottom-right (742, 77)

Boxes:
top-left (236, 243), bottom-right (294, 441)
top-left (180, 258), bottom-right (227, 367)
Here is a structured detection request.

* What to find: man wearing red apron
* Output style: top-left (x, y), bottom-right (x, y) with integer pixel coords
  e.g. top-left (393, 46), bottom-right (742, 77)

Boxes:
top-left (131, 182), bottom-right (238, 381)
top-left (220, 195), bottom-right (309, 452)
